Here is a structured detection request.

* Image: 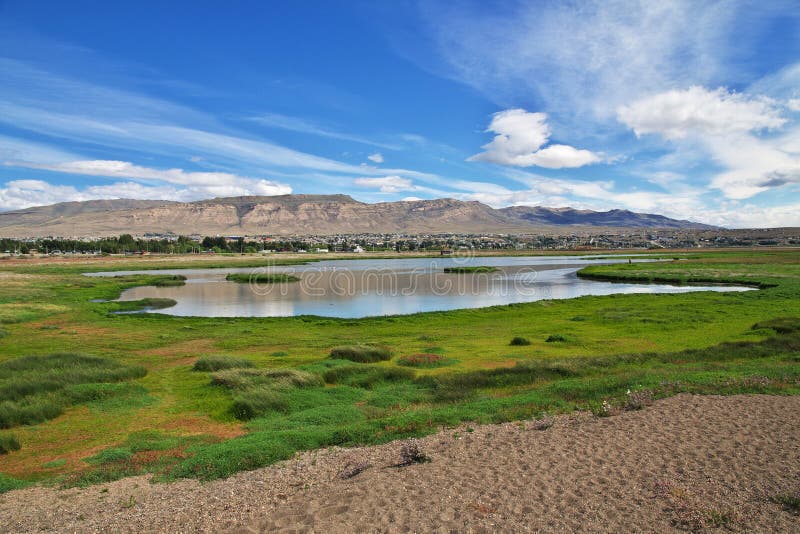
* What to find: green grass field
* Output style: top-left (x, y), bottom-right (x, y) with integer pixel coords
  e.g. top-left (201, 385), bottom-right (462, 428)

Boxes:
top-left (0, 249), bottom-right (798, 490)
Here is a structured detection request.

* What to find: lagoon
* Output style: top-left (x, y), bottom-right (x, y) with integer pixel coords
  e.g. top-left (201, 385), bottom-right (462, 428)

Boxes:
top-left (87, 255), bottom-right (754, 318)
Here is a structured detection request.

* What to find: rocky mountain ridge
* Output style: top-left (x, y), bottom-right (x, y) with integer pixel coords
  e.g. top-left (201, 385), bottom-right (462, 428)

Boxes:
top-left (0, 195), bottom-right (716, 237)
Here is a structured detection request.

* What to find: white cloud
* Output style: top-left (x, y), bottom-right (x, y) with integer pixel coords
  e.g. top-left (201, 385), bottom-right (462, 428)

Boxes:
top-left (617, 86), bottom-right (800, 200)
top-left (788, 99), bottom-right (800, 112)
top-left (0, 159), bottom-right (294, 211)
top-left (706, 133), bottom-right (800, 199)
top-left (250, 112), bottom-right (398, 149)
top-left (617, 86), bottom-right (786, 139)
top-left (16, 159), bottom-right (291, 195)
top-left (0, 179), bottom-right (178, 211)
top-left (367, 152), bottom-right (384, 163)
top-left (527, 145), bottom-right (602, 169)
top-left (0, 174), bottom-right (294, 211)
top-left (410, 1), bottom-right (740, 120)
top-left (0, 135), bottom-right (81, 165)
top-left (0, 59), bottom-right (430, 181)
top-left (353, 176), bottom-right (413, 193)
top-left (468, 109), bottom-right (600, 168)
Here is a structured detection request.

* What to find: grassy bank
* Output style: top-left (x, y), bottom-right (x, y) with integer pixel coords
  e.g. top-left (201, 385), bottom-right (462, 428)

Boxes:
top-left (225, 273), bottom-right (300, 284)
top-left (0, 249), bottom-right (798, 489)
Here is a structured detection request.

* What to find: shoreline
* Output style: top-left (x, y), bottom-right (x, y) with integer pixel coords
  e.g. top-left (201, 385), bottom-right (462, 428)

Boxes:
top-left (1, 393), bottom-right (797, 532)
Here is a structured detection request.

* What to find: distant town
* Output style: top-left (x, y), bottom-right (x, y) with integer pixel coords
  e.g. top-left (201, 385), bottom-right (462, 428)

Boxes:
top-left (1, 227), bottom-right (798, 257)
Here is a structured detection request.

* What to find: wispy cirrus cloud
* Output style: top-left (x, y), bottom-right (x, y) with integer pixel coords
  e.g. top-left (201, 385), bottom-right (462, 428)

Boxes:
top-left (249, 112), bottom-right (399, 150)
top-left (409, 0), bottom-right (745, 121)
top-left (0, 58), bottom-right (429, 182)
top-left (17, 159), bottom-right (291, 193)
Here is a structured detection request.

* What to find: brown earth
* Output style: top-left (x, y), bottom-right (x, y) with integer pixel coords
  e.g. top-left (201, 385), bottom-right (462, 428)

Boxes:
top-left (0, 394), bottom-right (798, 532)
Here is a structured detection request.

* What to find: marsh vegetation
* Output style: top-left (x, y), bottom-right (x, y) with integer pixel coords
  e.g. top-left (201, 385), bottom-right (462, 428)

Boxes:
top-left (0, 250), bottom-right (798, 489)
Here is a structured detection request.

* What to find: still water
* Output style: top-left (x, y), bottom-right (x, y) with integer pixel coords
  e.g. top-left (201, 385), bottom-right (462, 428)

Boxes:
top-left (86, 256), bottom-right (754, 318)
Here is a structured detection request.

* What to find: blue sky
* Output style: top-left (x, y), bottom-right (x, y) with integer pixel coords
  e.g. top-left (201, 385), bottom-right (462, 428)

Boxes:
top-left (0, 0), bottom-right (799, 227)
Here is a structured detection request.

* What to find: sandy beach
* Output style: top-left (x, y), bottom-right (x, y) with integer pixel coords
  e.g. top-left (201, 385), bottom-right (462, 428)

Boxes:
top-left (1, 393), bottom-right (797, 533)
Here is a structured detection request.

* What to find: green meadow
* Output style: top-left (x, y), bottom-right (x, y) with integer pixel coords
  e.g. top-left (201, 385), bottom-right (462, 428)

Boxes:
top-left (0, 249), bottom-right (798, 491)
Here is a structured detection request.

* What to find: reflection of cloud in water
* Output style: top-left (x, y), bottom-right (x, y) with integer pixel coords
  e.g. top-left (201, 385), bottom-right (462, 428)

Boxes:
top-left (99, 256), bottom-right (755, 318)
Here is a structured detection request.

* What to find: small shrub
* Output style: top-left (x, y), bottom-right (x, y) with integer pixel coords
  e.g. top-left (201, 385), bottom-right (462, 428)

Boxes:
top-left (338, 460), bottom-right (372, 479)
top-left (772, 492), bottom-right (800, 513)
top-left (594, 400), bottom-right (618, 417)
top-left (509, 336), bottom-right (531, 346)
top-left (192, 355), bottom-right (255, 372)
top-left (397, 439), bottom-right (430, 466)
top-left (624, 389), bottom-right (654, 411)
top-left (530, 414), bottom-right (554, 430)
top-left (329, 345), bottom-right (392, 363)
top-left (0, 433), bottom-right (20, 454)
top-left (545, 334), bottom-right (568, 343)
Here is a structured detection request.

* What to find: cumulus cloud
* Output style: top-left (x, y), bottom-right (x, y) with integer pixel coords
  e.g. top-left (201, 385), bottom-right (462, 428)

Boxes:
top-left (528, 145), bottom-right (602, 169)
top-left (367, 152), bottom-right (384, 163)
top-left (353, 175), bottom-right (413, 193)
top-left (617, 86), bottom-right (786, 139)
top-left (468, 109), bottom-right (601, 168)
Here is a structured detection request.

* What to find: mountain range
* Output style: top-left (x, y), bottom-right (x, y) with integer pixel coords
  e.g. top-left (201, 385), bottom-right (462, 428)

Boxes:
top-left (0, 195), bottom-right (715, 237)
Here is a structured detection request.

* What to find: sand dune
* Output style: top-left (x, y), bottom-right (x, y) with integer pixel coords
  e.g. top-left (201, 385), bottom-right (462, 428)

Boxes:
top-left (1, 394), bottom-right (797, 532)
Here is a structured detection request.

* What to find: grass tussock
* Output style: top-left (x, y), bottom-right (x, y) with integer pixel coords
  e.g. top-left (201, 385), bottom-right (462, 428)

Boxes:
top-left (225, 273), bottom-right (299, 284)
top-left (396, 353), bottom-right (456, 368)
top-left (329, 345), bottom-right (393, 363)
top-left (192, 355), bottom-right (255, 372)
top-left (0, 353), bottom-right (146, 429)
top-left (112, 298), bottom-right (177, 313)
top-left (323, 365), bottom-right (415, 388)
top-left (210, 368), bottom-right (325, 420)
top-left (0, 473), bottom-right (28, 493)
top-left (752, 317), bottom-right (800, 334)
top-left (152, 275), bottom-right (187, 287)
top-left (421, 360), bottom-right (578, 402)
top-left (211, 368), bottom-right (323, 390)
top-left (0, 433), bottom-right (20, 454)
top-left (509, 336), bottom-right (531, 346)
top-left (443, 266), bottom-right (497, 273)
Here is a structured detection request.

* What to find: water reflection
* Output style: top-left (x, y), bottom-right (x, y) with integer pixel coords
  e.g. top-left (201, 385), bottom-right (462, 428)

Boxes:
top-left (87, 256), bottom-right (755, 318)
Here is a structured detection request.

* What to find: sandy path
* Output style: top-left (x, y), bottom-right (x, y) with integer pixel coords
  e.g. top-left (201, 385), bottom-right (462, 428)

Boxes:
top-left (1, 394), bottom-right (798, 533)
